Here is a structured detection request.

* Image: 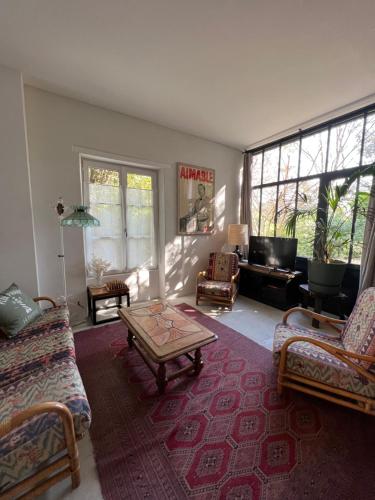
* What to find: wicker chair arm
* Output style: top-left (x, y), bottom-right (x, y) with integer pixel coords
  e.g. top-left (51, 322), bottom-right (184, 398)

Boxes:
top-left (196, 270), bottom-right (208, 282)
top-left (283, 307), bottom-right (346, 333)
top-left (0, 401), bottom-right (75, 438)
top-left (33, 296), bottom-right (57, 308)
top-left (231, 269), bottom-right (240, 284)
top-left (279, 335), bottom-right (375, 384)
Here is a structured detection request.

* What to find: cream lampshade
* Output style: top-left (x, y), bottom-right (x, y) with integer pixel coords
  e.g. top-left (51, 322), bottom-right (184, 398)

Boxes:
top-left (228, 224), bottom-right (249, 260)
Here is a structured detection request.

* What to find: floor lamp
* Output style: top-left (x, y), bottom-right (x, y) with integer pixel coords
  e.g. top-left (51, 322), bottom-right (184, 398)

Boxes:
top-left (56, 199), bottom-right (100, 303)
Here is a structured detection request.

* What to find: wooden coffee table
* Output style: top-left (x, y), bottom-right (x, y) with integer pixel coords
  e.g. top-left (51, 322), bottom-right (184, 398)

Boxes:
top-left (118, 301), bottom-right (217, 394)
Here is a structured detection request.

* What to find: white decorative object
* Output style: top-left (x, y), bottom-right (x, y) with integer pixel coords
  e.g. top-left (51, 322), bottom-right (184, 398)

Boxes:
top-left (87, 255), bottom-right (111, 287)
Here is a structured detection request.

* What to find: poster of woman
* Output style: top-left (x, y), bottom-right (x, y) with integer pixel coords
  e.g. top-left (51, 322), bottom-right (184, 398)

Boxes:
top-left (177, 163), bottom-right (215, 235)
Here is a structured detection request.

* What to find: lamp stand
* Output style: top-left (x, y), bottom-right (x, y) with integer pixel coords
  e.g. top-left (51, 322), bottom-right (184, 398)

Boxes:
top-left (234, 245), bottom-right (243, 261)
top-left (58, 220), bottom-right (67, 303)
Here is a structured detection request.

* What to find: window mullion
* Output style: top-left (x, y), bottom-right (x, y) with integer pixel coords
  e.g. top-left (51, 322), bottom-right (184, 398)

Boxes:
top-left (121, 167), bottom-right (128, 271)
top-left (274, 145), bottom-right (281, 236)
top-left (258, 152), bottom-right (264, 236)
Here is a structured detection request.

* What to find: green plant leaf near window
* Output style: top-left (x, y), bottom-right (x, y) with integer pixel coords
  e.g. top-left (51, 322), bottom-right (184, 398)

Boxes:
top-left (285, 163), bottom-right (375, 263)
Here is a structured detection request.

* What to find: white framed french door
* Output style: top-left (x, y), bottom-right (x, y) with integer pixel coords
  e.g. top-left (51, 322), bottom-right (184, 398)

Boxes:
top-left (81, 158), bottom-right (158, 276)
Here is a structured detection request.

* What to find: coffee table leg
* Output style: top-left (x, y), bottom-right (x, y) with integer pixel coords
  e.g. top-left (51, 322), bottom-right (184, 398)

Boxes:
top-left (194, 348), bottom-right (203, 376)
top-left (157, 363), bottom-right (167, 394)
top-left (127, 329), bottom-right (134, 348)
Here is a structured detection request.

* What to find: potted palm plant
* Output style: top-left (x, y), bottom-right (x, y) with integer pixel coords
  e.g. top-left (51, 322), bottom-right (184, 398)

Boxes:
top-left (285, 163), bottom-right (375, 295)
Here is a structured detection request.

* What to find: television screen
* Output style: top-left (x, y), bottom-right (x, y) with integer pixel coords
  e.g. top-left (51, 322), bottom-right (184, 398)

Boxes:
top-left (248, 236), bottom-right (298, 270)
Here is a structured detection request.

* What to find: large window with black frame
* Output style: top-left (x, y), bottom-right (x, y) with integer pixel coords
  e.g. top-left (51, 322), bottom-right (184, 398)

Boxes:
top-left (250, 105), bottom-right (375, 265)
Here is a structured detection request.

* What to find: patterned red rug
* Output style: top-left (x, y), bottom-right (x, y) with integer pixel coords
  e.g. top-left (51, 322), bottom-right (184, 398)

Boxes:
top-left (75, 304), bottom-right (375, 499)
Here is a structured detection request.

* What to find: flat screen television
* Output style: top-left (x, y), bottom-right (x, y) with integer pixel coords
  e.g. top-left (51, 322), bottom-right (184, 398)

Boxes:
top-left (248, 236), bottom-right (298, 270)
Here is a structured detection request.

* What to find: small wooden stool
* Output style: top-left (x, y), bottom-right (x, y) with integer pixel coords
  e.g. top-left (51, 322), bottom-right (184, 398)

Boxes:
top-left (87, 285), bottom-right (130, 325)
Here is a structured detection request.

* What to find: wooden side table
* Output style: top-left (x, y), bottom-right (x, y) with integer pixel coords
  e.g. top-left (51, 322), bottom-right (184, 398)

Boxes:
top-left (299, 283), bottom-right (347, 328)
top-left (87, 286), bottom-right (130, 325)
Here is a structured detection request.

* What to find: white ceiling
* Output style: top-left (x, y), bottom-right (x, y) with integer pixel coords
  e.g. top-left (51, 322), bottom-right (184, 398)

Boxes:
top-left (0, 0), bottom-right (375, 149)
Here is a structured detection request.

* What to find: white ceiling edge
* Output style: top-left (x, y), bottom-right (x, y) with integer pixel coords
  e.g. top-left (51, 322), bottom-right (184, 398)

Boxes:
top-left (246, 92), bottom-right (375, 152)
top-left (25, 80), bottom-right (243, 153)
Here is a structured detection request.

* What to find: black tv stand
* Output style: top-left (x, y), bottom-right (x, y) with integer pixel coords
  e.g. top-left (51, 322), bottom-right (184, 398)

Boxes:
top-left (238, 262), bottom-right (303, 310)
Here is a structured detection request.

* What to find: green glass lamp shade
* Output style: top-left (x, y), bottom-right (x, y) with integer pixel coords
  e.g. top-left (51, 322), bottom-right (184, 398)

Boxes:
top-left (60, 205), bottom-right (100, 227)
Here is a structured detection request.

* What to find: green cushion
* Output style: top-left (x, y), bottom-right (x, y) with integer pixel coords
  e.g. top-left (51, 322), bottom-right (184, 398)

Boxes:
top-left (0, 283), bottom-right (42, 338)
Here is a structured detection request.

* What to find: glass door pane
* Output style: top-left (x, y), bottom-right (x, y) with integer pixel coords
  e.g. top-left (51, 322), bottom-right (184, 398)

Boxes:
top-left (125, 171), bottom-right (157, 269)
top-left (83, 162), bottom-right (125, 273)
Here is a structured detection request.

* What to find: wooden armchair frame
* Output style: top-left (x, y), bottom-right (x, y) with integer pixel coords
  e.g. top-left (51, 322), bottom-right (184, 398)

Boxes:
top-left (0, 296), bottom-right (82, 499)
top-left (196, 269), bottom-right (240, 310)
top-left (277, 307), bottom-right (375, 416)
top-left (0, 402), bottom-right (80, 499)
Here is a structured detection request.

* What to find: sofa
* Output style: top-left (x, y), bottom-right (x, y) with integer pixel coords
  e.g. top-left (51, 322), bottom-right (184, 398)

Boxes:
top-left (0, 297), bottom-right (91, 498)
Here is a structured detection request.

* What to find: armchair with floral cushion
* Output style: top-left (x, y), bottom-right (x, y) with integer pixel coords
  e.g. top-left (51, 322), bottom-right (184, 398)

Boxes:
top-left (196, 252), bottom-right (239, 310)
top-left (273, 287), bottom-right (375, 415)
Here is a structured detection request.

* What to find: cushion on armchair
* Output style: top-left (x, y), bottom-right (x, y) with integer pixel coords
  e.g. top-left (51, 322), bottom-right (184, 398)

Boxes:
top-left (206, 253), bottom-right (238, 282)
top-left (341, 287), bottom-right (375, 368)
top-left (197, 280), bottom-right (233, 298)
top-left (273, 322), bottom-right (375, 398)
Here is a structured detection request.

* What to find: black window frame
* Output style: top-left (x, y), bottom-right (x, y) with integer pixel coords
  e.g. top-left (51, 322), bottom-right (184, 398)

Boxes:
top-left (248, 103), bottom-right (375, 266)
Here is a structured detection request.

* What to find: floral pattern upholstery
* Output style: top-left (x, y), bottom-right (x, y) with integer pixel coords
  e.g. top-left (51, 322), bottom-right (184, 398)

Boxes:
top-left (0, 305), bottom-right (91, 493)
top-left (341, 287), bottom-right (375, 369)
top-left (273, 322), bottom-right (375, 398)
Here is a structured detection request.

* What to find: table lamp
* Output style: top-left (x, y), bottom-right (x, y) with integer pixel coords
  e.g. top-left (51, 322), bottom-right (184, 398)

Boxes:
top-left (228, 224), bottom-right (249, 260)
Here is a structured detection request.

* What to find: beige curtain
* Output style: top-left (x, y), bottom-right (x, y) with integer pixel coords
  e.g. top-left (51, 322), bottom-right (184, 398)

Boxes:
top-left (240, 152), bottom-right (253, 235)
top-left (359, 176), bottom-right (375, 293)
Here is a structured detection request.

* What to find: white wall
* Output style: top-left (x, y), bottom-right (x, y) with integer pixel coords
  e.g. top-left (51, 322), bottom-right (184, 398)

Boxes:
top-left (24, 86), bottom-right (241, 316)
top-left (0, 66), bottom-right (38, 296)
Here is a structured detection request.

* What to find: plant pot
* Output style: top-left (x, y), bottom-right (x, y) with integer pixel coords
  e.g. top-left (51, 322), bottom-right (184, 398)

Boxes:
top-left (308, 260), bottom-right (347, 296)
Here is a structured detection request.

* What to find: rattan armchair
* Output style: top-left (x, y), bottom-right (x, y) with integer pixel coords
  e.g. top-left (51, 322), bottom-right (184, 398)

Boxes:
top-left (273, 287), bottom-right (375, 415)
top-left (196, 252), bottom-right (239, 310)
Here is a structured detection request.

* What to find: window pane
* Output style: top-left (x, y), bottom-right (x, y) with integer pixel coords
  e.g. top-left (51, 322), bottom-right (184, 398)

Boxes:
top-left (89, 237), bottom-right (124, 271)
top-left (127, 238), bottom-right (153, 269)
top-left (352, 175), bottom-right (373, 264)
top-left (295, 179), bottom-right (320, 257)
top-left (260, 186), bottom-right (277, 236)
top-left (85, 166), bottom-right (125, 272)
top-left (89, 204), bottom-right (123, 239)
top-left (328, 117), bottom-right (363, 171)
top-left (252, 153), bottom-right (262, 186)
top-left (300, 130), bottom-right (328, 176)
top-left (251, 188), bottom-right (260, 235)
top-left (363, 113), bottom-right (375, 165)
top-left (327, 179), bottom-right (357, 262)
top-left (88, 167), bottom-right (120, 186)
top-left (127, 206), bottom-right (154, 237)
top-left (127, 172), bottom-right (152, 190)
top-left (276, 182), bottom-right (297, 237)
top-left (262, 147), bottom-right (279, 184)
top-left (126, 173), bottom-right (156, 268)
top-left (280, 141), bottom-right (299, 180)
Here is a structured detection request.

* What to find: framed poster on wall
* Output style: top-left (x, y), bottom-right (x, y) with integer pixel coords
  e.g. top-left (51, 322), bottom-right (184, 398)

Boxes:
top-left (177, 163), bottom-right (215, 235)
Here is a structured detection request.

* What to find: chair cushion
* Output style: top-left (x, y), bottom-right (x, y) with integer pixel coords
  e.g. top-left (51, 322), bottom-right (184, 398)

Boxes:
top-left (207, 252), bottom-right (238, 282)
top-left (197, 280), bottom-right (233, 299)
top-left (342, 287), bottom-right (375, 369)
top-left (273, 322), bottom-right (375, 398)
top-left (0, 284), bottom-right (42, 338)
top-left (0, 358), bottom-right (91, 492)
